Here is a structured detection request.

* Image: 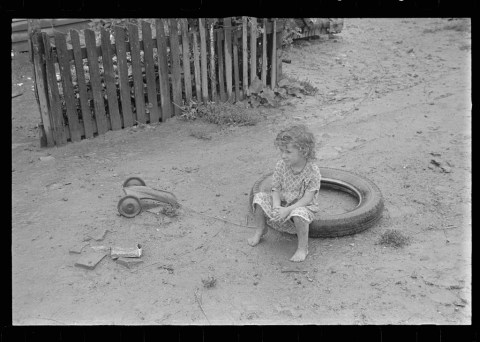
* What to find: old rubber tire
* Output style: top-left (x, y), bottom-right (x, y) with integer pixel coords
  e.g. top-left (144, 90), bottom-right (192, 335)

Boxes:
top-left (249, 167), bottom-right (384, 238)
top-left (123, 177), bottom-right (146, 187)
top-left (118, 195), bottom-right (142, 218)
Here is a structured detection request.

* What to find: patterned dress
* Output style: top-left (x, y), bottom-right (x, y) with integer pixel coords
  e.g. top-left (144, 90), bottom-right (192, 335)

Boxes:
top-left (252, 159), bottom-right (322, 234)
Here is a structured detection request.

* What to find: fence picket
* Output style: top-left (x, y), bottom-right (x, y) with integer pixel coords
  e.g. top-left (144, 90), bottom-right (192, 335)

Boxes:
top-left (262, 19), bottom-right (268, 86)
top-left (192, 31), bottom-right (202, 102)
top-left (113, 26), bottom-right (134, 128)
top-left (199, 18), bottom-right (209, 103)
top-left (100, 28), bottom-right (122, 130)
top-left (70, 30), bottom-right (94, 139)
top-left (276, 28), bottom-right (283, 80)
top-left (127, 23), bottom-right (146, 124)
top-left (84, 29), bottom-right (109, 134)
top-left (155, 19), bottom-right (173, 120)
top-left (271, 20), bottom-right (277, 88)
top-left (54, 32), bottom-right (82, 142)
top-left (41, 32), bottom-right (67, 146)
top-left (180, 19), bottom-right (192, 103)
top-left (209, 22), bottom-right (217, 102)
top-left (30, 32), bottom-right (55, 147)
top-left (141, 21), bottom-right (160, 123)
top-left (223, 18), bottom-right (233, 101)
top-left (168, 19), bottom-right (183, 115)
top-left (216, 30), bottom-right (226, 102)
top-left (232, 31), bottom-right (240, 101)
top-left (242, 17), bottom-right (249, 96)
top-left (250, 17), bottom-right (257, 82)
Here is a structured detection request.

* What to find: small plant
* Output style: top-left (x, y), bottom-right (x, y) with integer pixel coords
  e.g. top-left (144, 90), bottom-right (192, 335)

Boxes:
top-left (282, 19), bottom-right (303, 48)
top-left (299, 79), bottom-right (319, 96)
top-left (377, 229), bottom-right (411, 248)
top-left (202, 276), bottom-right (217, 288)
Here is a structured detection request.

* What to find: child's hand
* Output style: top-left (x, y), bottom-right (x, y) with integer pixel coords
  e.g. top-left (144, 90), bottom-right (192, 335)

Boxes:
top-left (273, 207), bottom-right (291, 222)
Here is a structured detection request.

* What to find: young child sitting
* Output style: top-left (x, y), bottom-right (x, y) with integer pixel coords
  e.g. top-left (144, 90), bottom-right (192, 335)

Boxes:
top-left (248, 125), bottom-right (321, 262)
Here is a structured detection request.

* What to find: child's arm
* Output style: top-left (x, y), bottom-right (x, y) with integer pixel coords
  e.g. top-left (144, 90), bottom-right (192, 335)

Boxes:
top-left (271, 189), bottom-right (281, 208)
top-left (286, 190), bottom-right (315, 211)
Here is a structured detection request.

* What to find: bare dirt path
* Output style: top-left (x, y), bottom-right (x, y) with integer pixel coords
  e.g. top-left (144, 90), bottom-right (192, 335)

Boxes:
top-left (11, 18), bottom-right (470, 325)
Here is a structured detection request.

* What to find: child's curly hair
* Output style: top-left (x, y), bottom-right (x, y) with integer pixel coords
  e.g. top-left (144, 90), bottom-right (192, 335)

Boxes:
top-left (274, 125), bottom-right (317, 160)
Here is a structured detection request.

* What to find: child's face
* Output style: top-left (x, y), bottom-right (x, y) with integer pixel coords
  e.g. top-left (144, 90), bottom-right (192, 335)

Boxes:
top-left (279, 143), bottom-right (305, 167)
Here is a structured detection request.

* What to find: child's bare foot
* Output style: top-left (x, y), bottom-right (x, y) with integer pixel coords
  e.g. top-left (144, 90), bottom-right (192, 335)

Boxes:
top-left (247, 228), bottom-right (268, 246)
top-left (290, 248), bottom-right (308, 262)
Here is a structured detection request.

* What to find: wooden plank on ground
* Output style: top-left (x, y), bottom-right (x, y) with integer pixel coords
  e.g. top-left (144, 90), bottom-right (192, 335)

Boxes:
top-left (84, 29), bottom-right (108, 134)
top-left (242, 17), bottom-right (249, 96)
top-left (208, 21), bottom-right (217, 102)
top-left (199, 18), bottom-right (209, 103)
top-left (155, 19), bottom-right (173, 120)
top-left (180, 19), bottom-right (192, 103)
top-left (192, 31), bottom-right (202, 102)
top-left (54, 32), bottom-right (82, 142)
top-left (70, 29), bottom-right (94, 139)
top-left (262, 19), bottom-right (268, 86)
top-left (127, 23), bottom-right (146, 124)
top-left (33, 32), bottom-right (55, 146)
top-left (271, 20), bottom-right (277, 88)
top-left (42, 33), bottom-right (68, 144)
top-left (232, 31), bottom-right (240, 101)
top-left (100, 28), bottom-right (122, 130)
top-left (142, 21), bottom-right (160, 123)
top-left (216, 29), bottom-right (226, 102)
top-left (223, 17), bottom-right (233, 101)
top-left (250, 17), bottom-right (257, 82)
top-left (113, 25), bottom-right (134, 128)
top-left (168, 19), bottom-right (183, 116)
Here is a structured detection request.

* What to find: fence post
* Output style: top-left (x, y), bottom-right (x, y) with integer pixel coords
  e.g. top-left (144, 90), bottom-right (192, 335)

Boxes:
top-left (270, 20), bottom-right (277, 88)
top-left (27, 20), bottom-right (47, 147)
top-left (249, 17), bottom-right (257, 82)
top-left (31, 31), bottom-right (55, 147)
top-left (199, 18), bottom-right (209, 103)
top-left (242, 17), bottom-right (249, 96)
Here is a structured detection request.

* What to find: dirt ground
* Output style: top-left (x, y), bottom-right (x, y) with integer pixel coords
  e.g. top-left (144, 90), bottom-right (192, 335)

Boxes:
top-left (11, 18), bottom-right (471, 325)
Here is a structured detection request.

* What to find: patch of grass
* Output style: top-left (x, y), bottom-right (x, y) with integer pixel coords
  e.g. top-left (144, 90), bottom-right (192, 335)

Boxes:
top-left (189, 128), bottom-right (212, 140)
top-left (423, 20), bottom-right (470, 34)
top-left (377, 229), bottom-right (411, 248)
top-left (202, 276), bottom-right (217, 288)
top-left (443, 20), bottom-right (470, 32)
top-left (179, 101), bottom-right (260, 126)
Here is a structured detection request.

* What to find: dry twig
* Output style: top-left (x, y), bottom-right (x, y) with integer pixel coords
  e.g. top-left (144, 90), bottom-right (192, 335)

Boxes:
top-left (194, 289), bottom-right (211, 324)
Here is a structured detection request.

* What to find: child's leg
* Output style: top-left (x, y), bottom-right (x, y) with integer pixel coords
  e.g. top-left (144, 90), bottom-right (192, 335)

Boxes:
top-left (290, 216), bottom-right (309, 262)
top-left (248, 204), bottom-right (268, 246)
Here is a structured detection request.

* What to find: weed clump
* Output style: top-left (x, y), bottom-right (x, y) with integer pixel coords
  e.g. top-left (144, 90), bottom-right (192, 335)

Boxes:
top-left (161, 203), bottom-right (180, 217)
top-left (202, 276), bottom-right (217, 288)
top-left (377, 229), bottom-right (411, 248)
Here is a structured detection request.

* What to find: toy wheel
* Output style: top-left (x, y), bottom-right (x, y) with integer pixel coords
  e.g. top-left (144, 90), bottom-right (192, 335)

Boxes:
top-left (118, 195), bottom-right (142, 218)
top-left (123, 177), bottom-right (146, 187)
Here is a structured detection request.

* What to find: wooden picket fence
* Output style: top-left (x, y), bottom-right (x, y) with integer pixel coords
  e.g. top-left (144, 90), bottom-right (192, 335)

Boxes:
top-left (31, 18), bottom-right (285, 147)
